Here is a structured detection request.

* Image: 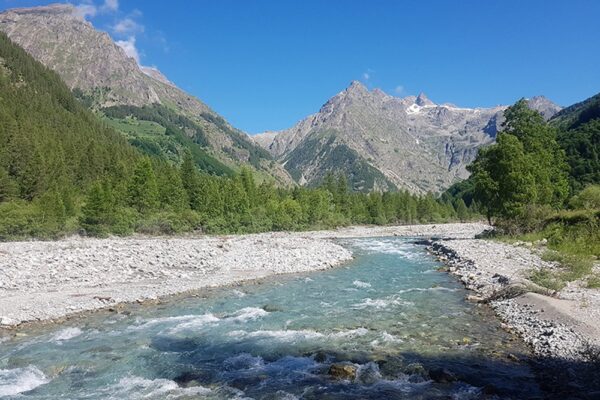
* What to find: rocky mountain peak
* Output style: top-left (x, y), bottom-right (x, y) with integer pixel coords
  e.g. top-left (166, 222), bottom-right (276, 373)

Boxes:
top-left (346, 80), bottom-right (369, 94)
top-left (526, 95), bottom-right (562, 120)
top-left (255, 82), bottom-right (506, 193)
top-left (4, 3), bottom-right (75, 16)
top-left (415, 92), bottom-right (435, 106)
top-left (140, 66), bottom-right (175, 87)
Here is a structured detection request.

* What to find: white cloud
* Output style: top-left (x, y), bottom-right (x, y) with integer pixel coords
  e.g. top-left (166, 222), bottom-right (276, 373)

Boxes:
top-left (115, 36), bottom-right (140, 64)
top-left (74, 0), bottom-right (118, 20)
top-left (112, 18), bottom-right (144, 35)
top-left (395, 85), bottom-right (405, 95)
top-left (74, 3), bottom-right (97, 19)
top-left (362, 72), bottom-right (370, 80)
top-left (101, 0), bottom-right (119, 12)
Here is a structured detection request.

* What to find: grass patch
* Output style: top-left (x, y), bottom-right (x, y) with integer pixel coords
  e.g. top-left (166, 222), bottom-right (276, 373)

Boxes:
top-left (528, 268), bottom-right (566, 291)
top-left (587, 275), bottom-right (600, 289)
top-left (496, 210), bottom-right (599, 291)
top-left (542, 250), bottom-right (594, 282)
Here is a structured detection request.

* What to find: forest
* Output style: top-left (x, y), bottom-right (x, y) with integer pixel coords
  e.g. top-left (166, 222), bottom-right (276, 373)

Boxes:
top-left (448, 99), bottom-right (600, 289)
top-left (0, 32), bottom-right (464, 240)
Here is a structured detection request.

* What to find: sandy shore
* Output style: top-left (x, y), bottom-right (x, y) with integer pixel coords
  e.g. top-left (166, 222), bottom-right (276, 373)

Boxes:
top-left (430, 238), bottom-right (600, 361)
top-left (0, 223), bottom-right (487, 328)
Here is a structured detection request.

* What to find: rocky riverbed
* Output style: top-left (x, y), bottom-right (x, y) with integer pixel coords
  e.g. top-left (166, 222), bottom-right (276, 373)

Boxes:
top-left (429, 238), bottom-right (600, 361)
top-left (0, 223), bottom-right (487, 328)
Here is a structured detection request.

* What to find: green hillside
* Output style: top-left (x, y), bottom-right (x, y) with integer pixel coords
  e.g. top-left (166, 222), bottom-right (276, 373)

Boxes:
top-left (0, 32), bottom-right (462, 239)
top-left (550, 92), bottom-right (600, 190)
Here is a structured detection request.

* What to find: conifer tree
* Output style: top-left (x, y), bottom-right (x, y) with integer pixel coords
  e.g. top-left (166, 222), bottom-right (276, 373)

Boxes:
top-left (80, 181), bottom-right (111, 236)
top-left (128, 157), bottom-right (159, 214)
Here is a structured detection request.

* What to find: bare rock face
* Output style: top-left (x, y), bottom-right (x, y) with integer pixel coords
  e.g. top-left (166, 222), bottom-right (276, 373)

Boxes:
top-left (255, 82), bottom-right (561, 193)
top-left (0, 4), bottom-right (160, 107)
top-left (255, 81), bottom-right (506, 193)
top-left (526, 96), bottom-right (562, 120)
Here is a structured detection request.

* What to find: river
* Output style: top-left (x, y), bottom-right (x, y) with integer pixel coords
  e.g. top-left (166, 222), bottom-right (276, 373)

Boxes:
top-left (0, 237), bottom-right (541, 399)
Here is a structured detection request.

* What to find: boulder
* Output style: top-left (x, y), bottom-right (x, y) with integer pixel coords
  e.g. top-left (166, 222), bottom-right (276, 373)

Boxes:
top-left (328, 363), bottom-right (357, 380)
top-left (429, 368), bottom-right (457, 383)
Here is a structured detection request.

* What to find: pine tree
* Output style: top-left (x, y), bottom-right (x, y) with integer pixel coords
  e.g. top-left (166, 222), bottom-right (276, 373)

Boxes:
top-left (455, 198), bottom-right (469, 222)
top-left (0, 168), bottom-right (18, 203)
top-left (157, 163), bottom-right (189, 211)
top-left (80, 181), bottom-right (111, 236)
top-left (128, 157), bottom-right (159, 214)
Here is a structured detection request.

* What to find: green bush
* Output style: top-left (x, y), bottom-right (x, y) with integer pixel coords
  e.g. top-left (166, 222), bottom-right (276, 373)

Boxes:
top-left (529, 268), bottom-right (566, 291)
top-left (0, 201), bottom-right (41, 239)
top-left (570, 185), bottom-right (600, 210)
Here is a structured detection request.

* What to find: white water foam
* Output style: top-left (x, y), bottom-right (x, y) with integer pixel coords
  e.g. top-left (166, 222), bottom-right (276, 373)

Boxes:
top-left (0, 366), bottom-right (50, 396)
top-left (397, 286), bottom-right (459, 294)
top-left (223, 353), bottom-right (265, 371)
top-left (352, 297), bottom-right (413, 310)
top-left (51, 327), bottom-right (83, 342)
top-left (370, 331), bottom-right (404, 347)
top-left (108, 376), bottom-right (211, 399)
top-left (164, 313), bottom-right (221, 334)
top-left (228, 307), bottom-right (269, 322)
top-left (228, 327), bottom-right (368, 342)
top-left (165, 307), bottom-right (268, 335)
top-left (353, 280), bottom-right (372, 288)
top-left (351, 239), bottom-right (419, 258)
top-left (380, 331), bottom-right (403, 342)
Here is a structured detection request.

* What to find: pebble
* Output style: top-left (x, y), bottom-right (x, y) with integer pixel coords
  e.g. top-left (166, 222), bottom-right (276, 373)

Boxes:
top-left (429, 238), bottom-right (600, 361)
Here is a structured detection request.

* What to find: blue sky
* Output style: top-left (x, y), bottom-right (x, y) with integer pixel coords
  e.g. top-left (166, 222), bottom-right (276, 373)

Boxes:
top-left (2, 0), bottom-right (600, 133)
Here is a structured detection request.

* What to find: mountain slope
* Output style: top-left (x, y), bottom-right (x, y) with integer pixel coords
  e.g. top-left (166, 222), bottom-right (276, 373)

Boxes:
top-left (255, 82), bottom-right (505, 192)
top-left (526, 96), bottom-right (562, 121)
top-left (0, 4), bottom-right (290, 183)
top-left (550, 92), bottom-right (600, 189)
top-left (256, 83), bottom-right (562, 193)
top-left (0, 30), bottom-right (143, 234)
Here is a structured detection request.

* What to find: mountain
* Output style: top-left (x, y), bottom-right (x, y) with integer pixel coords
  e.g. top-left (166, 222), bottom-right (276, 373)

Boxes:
top-left (0, 29), bottom-right (141, 232)
top-left (550, 92), bottom-right (600, 189)
top-left (0, 4), bottom-right (290, 183)
top-left (526, 96), bottom-right (562, 120)
top-left (255, 82), bottom-right (562, 193)
top-left (254, 81), bottom-right (506, 192)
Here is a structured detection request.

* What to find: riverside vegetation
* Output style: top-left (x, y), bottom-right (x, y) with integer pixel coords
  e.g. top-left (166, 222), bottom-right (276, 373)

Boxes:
top-left (448, 98), bottom-right (600, 291)
top-left (0, 32), bottom-right (466, 240)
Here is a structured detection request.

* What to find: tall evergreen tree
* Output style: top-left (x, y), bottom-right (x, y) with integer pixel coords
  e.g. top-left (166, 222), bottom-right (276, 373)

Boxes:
top-left (128, 158), bottom-right (160, 214)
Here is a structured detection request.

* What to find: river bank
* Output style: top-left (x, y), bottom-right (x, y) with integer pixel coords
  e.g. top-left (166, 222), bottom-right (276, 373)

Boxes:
top-left (430, 238), bottom-right (600, 361)
top-left (0, 223), bottom-right (487, 329)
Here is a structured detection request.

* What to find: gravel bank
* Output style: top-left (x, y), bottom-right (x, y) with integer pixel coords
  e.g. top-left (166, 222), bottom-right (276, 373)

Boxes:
top-left (0, 223), bottom-right (486, 328)
top-left (430, 238), bottom-right (600, 361)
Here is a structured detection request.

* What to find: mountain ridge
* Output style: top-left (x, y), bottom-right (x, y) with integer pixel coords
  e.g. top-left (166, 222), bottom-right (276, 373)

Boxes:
top-left (0, 4), bottom-right (291, 184)
top-left (254, 81), bottom-right (562, 192)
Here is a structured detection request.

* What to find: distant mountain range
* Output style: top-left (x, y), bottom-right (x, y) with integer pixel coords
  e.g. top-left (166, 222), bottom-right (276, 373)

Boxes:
top-left (254, 81), bottom-right (561, 192)
top-left (0, 3), bottom-right (567, 193)
top-left (0, 4), bottom-right (291, 183)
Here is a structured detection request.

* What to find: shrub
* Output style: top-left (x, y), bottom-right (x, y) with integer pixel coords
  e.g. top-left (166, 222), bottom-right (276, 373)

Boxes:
top-left (570, 185), bottom-right (600, 210)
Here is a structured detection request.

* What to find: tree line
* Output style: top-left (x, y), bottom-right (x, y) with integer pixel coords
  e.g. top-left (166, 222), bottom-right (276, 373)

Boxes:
top-left (0, 32), bottom-right (467, 239)
top-left (450, 98), bottom-right (600, 233)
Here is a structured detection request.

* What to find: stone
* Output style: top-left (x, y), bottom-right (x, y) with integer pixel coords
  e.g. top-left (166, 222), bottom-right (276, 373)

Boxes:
top-left (429, 368), bottom-right (457, 383)
top-left (328, 363), bottom-right (357, 380)
top-left (404, 363), bottom-right (428, 378)
top-left (0, 316), bottom-right (16, 326)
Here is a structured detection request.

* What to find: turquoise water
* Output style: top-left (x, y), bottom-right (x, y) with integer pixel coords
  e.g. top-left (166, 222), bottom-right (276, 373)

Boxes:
top-left (0, 237), bottom-right (540, 399)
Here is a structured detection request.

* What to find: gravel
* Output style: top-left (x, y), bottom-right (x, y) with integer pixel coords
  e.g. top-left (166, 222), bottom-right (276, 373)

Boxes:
top-left (0, 223), bottom-right (486, 328)
top-left (430, 238), bottom-right (600, 361)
